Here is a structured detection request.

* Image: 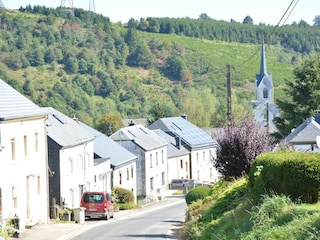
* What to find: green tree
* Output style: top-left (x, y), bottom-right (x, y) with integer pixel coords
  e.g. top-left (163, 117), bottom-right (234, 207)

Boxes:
top-left (274, 53), bottom-right (320, 138)
top-left (165, 55), bottom-right (186, 80)
top-left (243, 15), bottom-right (253, 25)
top-left (313, 15), bottom-right (320, 26)
top-left (96, 113), bottom-right (123, 136)
top-left (126, 41), bottom-right (154, 69)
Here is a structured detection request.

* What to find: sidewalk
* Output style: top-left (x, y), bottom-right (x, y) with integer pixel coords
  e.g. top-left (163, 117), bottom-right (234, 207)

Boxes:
top-left (11, 190), bottom-right (180, 240)
top-left (13, 209), bottom-right (130, 240)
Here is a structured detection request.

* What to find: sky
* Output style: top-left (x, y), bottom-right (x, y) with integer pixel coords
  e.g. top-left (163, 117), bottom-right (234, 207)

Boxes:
top-left (3, 0), bottom-right (320, 26)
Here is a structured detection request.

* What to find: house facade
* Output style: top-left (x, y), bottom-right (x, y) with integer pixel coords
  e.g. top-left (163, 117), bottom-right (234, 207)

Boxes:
top-left (45, 107), bottom-right (95, 210)
top-left (149, 116), bottom-right (220, 183)
top-left (152, 129), bottom-right (190, 181)
top-left (76, 121), bottom-right (138, 203)
top-left (0, 79), bottom-right (49, 229)
top-left (110, 125), bottom-right (168, 201)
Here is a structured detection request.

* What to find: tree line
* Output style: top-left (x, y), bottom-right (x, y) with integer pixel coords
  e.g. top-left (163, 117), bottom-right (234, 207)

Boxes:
top-left (129, 15), bottom-right (320, 54)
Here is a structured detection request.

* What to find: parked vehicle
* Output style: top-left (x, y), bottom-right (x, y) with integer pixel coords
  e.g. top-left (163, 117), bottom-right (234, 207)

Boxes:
top-left (189, 179), bottom-right (203, 187)
top-left (170, 179), bottom-right (190, 189)
top-left (80, 191), bottom-right (114, 220)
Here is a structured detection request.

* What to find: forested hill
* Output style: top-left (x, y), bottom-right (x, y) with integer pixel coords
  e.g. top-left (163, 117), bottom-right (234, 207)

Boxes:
top-left (128, 15), bottom-right (320, 54)
top-left (0, 6), bottom-right (317, 129)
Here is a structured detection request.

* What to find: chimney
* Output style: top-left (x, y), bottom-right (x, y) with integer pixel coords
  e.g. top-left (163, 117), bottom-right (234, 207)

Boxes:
top-left (181, 114), bottom-right (187, 120)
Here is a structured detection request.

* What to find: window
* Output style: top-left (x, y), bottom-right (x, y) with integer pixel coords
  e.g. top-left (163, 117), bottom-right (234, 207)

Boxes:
top-left (68, 158), bottom-right (73, 174)
top-left (161, 150), bottom-right (164, 163)
top-left (131, 166), bottom-right (134, 178)
top-left (11, 138), bottom-right (16, 160)
top-left (150, 154), bottom-right (153, 168)
top-left (180, 159), bottom-right (183, 169)
top-left (196, 152), bottom-right (199, 163)
top-left (127, 168), bottom-right (129, 180)
top-left (12, 187), bottom-right (17, 208)
top-left (24, 135), bottom-right (28, 156)
top-left (162, 172), bottom-right (165, 185)
top-left (35, 132), bottom-right (39, 152)
top-left (37, 176), bottom-right (41, 194)
top-left (203, 151), bottom-right (205, 162)
top-left (94, 175), bottom-right (97, 183)
top-left (156, 152), bottom-right (158, 165)
top-left (119, 172), bottom-right (122, 184)
top-left (263, 88), bottom-right (268, 98)
top-left (150, 177), bottom-right (154, 191)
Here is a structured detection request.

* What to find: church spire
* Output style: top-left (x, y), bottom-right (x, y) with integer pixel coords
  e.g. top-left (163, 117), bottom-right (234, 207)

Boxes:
top-left (260, 38), bottom-right (267, 77)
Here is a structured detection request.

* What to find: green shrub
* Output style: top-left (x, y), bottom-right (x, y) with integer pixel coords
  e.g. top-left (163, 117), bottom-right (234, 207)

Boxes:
top-left (249, 152), bottom-right (320, 203)
top-left (113, 187), bottom-right (134, 204)
top-left (185, 186), bottom-right (210, 205)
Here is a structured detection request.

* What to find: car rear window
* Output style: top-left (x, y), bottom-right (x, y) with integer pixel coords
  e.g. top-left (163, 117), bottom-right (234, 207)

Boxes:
top-left (83, 193), bottom-right (104, 203)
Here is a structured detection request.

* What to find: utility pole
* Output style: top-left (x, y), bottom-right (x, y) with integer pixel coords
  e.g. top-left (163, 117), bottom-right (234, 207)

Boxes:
top-left (60, 0), bottom-right (74, 17)
top-left (227, 64), bottom-right (232, 123)
top-left (89, 0), bottom-right (95, 12)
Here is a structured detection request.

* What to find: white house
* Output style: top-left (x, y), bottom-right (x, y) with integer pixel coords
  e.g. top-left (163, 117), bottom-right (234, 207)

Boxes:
top-left (149, 116), bottom-right (220, 183)
top-left (0, 79), bottom-right (49, 230)
top-left (152, 129), bottom-right (190, 181)
top-left (110, 124), bottom-right (168, 201)
top-left (45, 107), bottom-right (95, 211)
top-left (76, 121), bottom-right (138, 203)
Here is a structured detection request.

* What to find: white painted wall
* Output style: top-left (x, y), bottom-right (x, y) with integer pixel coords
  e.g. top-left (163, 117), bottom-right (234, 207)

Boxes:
top-left (0, 117), bottom-right (49, 229)
top-left (167, 153), bottom-right (190, 182)
top-left (113, 162), bottom-right (137, 203)
top-left (91, 159), bottom-right (112, 192)
top-left (190, 148), bottom-right (220, 182)
top-left (59, 141), bottom-right (94, 209)
top-left (144, 146), bottom-right (168, 200)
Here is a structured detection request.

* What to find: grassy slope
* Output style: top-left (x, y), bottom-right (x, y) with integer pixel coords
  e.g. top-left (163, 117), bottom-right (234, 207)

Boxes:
top-left (181, 178), bottom-right (320, 240)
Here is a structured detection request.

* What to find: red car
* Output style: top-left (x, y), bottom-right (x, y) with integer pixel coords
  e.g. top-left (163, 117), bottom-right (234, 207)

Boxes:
top-left (80, 191), bottom-right (114, 220)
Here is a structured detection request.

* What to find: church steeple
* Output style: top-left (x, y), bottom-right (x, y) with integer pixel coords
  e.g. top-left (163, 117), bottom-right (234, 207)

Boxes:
top-left (260, 38), bottom-right (267, 77)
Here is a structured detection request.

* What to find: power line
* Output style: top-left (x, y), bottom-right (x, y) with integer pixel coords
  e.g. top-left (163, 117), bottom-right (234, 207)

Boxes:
top-left (237, 0), bottom-right (299, 68)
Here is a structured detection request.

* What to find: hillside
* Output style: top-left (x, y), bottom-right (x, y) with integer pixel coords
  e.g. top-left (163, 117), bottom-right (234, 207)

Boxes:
top-left (0, 6), bottom-right (309, 130)
top-left (182, 178), bottom-right (320, 239)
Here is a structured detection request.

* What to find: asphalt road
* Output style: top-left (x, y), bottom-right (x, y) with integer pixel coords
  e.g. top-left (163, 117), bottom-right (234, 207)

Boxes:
top-left (72, 195), bottom-right (187, 240)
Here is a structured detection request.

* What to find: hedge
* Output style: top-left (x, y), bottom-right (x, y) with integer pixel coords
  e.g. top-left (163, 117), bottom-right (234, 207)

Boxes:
top-left (248, 152), bottom-right (320, 203)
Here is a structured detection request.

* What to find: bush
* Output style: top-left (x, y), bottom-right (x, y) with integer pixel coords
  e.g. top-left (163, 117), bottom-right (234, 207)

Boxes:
top-left (249, 152), bottom-right (320, 203)
top-left (113, 187), bottom-right (134, 204)
top-left (185, 186), bottom-right (210, 205)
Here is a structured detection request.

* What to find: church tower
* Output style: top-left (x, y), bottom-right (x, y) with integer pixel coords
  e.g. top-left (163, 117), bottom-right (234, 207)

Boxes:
top-left (252, 39), bottom-right (279, 132)
top-left (254, 39), bottom-right (274, 104)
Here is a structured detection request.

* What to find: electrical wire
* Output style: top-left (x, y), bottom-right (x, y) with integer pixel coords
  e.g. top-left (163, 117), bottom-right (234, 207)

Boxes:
top-left (236, 0), bottom-right (299, 68)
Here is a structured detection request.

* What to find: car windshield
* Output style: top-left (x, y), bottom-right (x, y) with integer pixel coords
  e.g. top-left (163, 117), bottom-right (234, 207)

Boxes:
top-left (83, 193), bottom-right (104, 203)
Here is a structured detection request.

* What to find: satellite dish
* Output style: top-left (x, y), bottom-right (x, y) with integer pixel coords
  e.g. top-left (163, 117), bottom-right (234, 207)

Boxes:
top-left (316, 136), bottom-right (320, 148)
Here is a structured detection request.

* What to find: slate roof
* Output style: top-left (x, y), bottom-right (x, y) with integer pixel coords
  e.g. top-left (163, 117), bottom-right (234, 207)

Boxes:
top-left (152, 129), bottom-right (189, 157)
top-left (111, 124), bottom-right (168, 151)
top-left (148, 117), bottom-right (219, 150)
top-left (285, 117), bottom-right (320, 145)
top-left (0, 79), bottom-right (46, 121)
top-left (76, 121), bottom-right (137, 168)
top-left (45, 107), bottom-right (94, 147)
